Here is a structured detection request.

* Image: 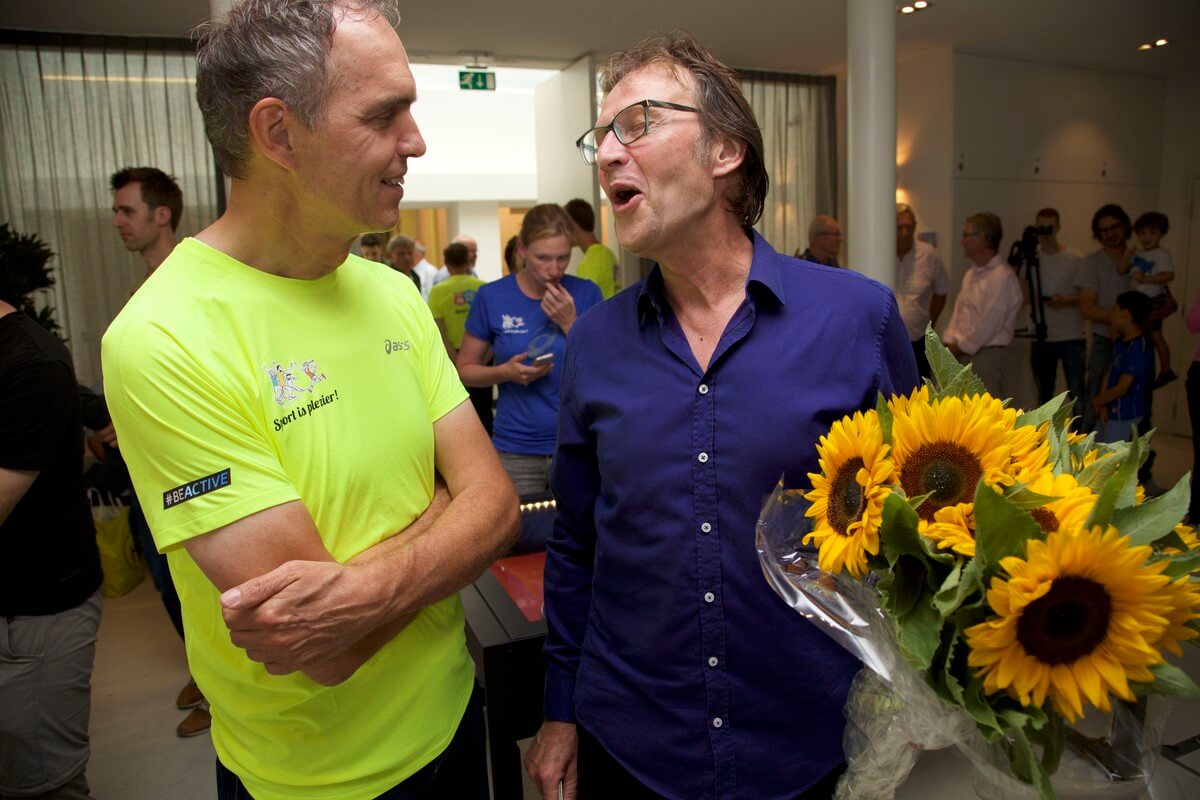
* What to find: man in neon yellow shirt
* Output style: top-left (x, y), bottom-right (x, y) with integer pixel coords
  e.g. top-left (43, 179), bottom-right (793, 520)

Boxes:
top-left (566, 198), bottom-right (621, 299)
top-left (100, 2), bottom-right (519, 798)
top-left (430, 242), bottom-right (491, 434)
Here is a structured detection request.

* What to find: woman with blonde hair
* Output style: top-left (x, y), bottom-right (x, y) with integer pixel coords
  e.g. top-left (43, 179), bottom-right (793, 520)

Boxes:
top-left (458, 204), bottom-right (603, 506)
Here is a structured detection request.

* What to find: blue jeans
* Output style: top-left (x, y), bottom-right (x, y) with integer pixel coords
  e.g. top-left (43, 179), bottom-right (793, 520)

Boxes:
top-left (1101, 416), bottom-right (1143, 444)
top-left (1031, 338), bottom-right (1086, 411)
top-left (215, 684), bottom-right (487, 800)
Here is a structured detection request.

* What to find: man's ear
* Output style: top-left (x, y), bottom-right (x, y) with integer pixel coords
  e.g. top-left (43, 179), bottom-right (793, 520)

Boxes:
top-left (152, 205), bottom-right (172, 228)
top-left (708, 134), bottom-right (746, 179)
top-left (246, 97), bottom-right (299, 171)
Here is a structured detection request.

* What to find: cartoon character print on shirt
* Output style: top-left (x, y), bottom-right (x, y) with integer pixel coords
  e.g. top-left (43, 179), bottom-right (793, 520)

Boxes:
top-left (501, 313), bottom-right (527, 334)
top-left (455, 289), bottom-right (477, 307)
top-left (262, 359), bottom-right (340, 432)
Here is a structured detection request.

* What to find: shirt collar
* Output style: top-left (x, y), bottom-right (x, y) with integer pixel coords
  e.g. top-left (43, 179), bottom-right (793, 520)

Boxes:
top-left (636, 230), bottom-right (786, 324)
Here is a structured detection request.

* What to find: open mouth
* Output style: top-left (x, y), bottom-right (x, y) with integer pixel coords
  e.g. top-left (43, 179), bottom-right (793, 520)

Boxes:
top-left (608, 183), bottom-right (643, 212)
top-left (381, 176), bottom-right (405, 193)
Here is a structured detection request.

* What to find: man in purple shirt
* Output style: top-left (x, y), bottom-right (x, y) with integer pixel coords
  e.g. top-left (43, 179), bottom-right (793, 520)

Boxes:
top-left (524, 32), bottom-right (917, 800)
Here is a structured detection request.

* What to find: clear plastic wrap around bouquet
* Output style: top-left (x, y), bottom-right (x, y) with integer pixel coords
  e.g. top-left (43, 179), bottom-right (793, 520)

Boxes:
top-left (756, 329), bottom-right (1200, 800)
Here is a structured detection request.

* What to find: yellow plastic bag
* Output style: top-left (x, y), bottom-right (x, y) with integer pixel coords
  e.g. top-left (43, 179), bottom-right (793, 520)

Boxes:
top-left (91, 490), bottom-right (145, 598)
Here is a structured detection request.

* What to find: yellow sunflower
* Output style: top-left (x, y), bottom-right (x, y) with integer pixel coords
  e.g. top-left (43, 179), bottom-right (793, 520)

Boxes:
top-left (1021, 470), bottom-right (1096, 536)
top-left (804, 410), bottom-right (893, 578)
top-left (1151, 574), bottom-right (1200, 656)
top-left (965, 525), bottom-right (1185, 722)
top-left (887, 384), bottom-right (931, 418)
top-left (923, 502), bottom-right (976, 556)
top-left (1005, 422), bottom-right (1052, 482)
top-left (891, 394), bottom-right (1012, 524)
top-left (1162, 523), bottom-right (1200, 556)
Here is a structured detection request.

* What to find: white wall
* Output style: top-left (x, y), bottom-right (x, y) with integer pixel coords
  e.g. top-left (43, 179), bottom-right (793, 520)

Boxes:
top-left (896, 46), bottom-right (954, 258)
top-left (1154, 69), bottom-right (1200, 435)
top-left (447, 201), bottom-right (504, 282)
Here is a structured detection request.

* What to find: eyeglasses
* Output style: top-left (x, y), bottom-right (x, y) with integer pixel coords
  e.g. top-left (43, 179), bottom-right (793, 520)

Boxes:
top-left (1097, 223), bottom-right (1125, 235)
top-left (575, 99), bottom-right (699, 165)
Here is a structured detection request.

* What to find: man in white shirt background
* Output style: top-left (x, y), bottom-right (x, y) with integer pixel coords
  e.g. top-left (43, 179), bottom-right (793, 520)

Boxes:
top-left (411, 239), bottom-right (437, 302)
top-left (894, 203), bottom-right (948, 379)
top-left (943, 212), bottom-right (1024, 400)
top-left (1029, 207), bottom-right (1085, 408)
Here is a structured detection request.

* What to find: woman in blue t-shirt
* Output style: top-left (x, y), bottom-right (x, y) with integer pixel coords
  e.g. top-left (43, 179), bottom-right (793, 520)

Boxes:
top-left (457, 204), bottom-right (604, 497)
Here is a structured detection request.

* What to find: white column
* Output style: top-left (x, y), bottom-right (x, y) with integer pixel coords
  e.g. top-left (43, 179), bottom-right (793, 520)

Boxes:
top-left (846, 0), bottom-right (897, 286)
top-left (448, 201), bottom-right (503, 283)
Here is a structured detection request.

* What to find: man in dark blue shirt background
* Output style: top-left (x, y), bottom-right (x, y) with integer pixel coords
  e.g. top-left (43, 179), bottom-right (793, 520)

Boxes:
top-left (524, 31), bottom-right (918, 800)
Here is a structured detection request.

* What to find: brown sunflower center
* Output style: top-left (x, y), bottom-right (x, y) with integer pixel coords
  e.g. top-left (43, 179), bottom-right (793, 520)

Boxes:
top-left (1016, 576), bottom-right (1112, 665)
top-left (1031, 507), bottom-right (1059, 533)
top-left (900, 442), bottom-right (983, 520)
top-left (827, 457), bottom-right (866, 536)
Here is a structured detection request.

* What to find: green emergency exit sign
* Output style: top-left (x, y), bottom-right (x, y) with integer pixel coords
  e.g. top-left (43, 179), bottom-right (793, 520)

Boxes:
top-left (459, 70), bottom-right (496, 91)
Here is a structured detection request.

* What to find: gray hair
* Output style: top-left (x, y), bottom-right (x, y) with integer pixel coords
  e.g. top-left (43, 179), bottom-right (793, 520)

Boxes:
top-left (896, 202), bottom-right (917, 225)
top-left (386, 234), bottom-right (414, 254)
top-left (194, 0), bottom-right (398, 179)
top-left (808, 214), bottom-right (837, 243)
top-left (966, 212), bottom-right (1003, 251)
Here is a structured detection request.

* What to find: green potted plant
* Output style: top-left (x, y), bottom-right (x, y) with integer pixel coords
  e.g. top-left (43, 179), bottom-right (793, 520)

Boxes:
top-left (0, 222), bottom-right (63, 338)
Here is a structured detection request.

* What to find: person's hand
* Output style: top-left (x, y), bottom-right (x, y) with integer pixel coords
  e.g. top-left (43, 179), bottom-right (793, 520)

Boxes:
top-left (96, 423), bottom-right (118, 447)
top-left (542, 283), bottom-right (578, 332)
top-left (219, 560), bottom-right (380, 674)
top-left (502, 352), bottom-right (553, 386)
top-left (524, 721), bottom-right (578, 799)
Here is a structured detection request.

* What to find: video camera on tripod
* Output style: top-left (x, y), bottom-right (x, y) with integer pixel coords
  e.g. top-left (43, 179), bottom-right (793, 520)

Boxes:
top-left (1008, 225), bottom-right (1055, 341)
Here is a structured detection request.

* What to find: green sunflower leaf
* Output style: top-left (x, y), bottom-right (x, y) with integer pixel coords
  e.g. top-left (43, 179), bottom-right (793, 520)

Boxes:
top-left (1049, 423), bottom-right (1073, 476)
top-left (974, 482), bottom-right (1041, 569)
top-left (1051, 397), bottom-right (1076, 433)
top-left (934, 555), bottom-right (984, 616)
top-left (1154, 548), bottom-right (1200, 578)
top-left (1085, 434), bottom-right (1141, 529)
top-left (1010, 726), bottom-right (1055, 800)
top-left (1075, 442), bottom-right (1127, 492)
top-left (876, 391), bottom-right (894, 444)
top-left (1003, 483), bottom-right (1058, 510)
top-left (1113, 471), bottom-right (1190, 546)
top-left (933, 629), bottom-right (966, 706)
top-left (1132, 661), bottom-right (1200, 698)
top-left (925, 323), bottom-right (962, 395)
top-left (1037, 711), bottom-right (1065, 776)
top-left (1016, 392), bottom-right (1068, 431)
top-left (962, 674), bottom-right (1004, 737)
top-left (881, 492), bottom-right (925, 563)
top-left (896, 595), bottom-right (942, 672)
top-left (877, 555), bottom-right (925, 618)
top-left (943, 365), bottom-right (989, 400)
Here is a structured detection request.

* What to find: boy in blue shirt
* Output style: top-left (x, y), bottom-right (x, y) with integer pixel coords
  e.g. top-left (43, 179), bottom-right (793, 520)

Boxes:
top-left (1093, 291), bottom-right (1155, 443)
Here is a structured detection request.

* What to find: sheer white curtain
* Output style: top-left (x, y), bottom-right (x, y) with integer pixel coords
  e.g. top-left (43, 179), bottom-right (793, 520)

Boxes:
top-left (739, 71), bottom-right (837, 258)
top-left (0, 32), bottom-right (218, 385)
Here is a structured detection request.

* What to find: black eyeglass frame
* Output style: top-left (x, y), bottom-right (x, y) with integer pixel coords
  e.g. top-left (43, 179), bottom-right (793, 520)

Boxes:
top-left (574, 99), bottom-right (699, 165)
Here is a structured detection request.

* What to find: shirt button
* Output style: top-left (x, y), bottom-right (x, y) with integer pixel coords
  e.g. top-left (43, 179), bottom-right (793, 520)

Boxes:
top-left (698, 384), bottom-right (709, 395)
top-left (698, 452), bottom-right (709, 463)
top-left (704, 591), bottom-right (715, 603)
top-left (708, 656), bottom-right (719, 667)
top-left (701, 522), bottom-right (712, 533)
top-left (713, 717), bottom-right (723, 728)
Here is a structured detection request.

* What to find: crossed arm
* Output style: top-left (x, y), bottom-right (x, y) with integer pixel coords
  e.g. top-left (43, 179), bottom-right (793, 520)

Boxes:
top-left (183, 400), bottom-right (520, 684)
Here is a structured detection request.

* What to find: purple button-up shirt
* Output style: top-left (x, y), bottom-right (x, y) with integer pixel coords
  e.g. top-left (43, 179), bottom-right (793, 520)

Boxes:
top-left (544, 231), bottom-right (918, 800)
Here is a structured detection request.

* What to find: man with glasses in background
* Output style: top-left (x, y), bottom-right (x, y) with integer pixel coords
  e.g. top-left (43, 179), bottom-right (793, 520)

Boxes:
top-left (1077, 204), bottom-right (1134, 433)
top-left (524, 31), bottom-right (916, 800)
top-left (796, 214), bottom-right (842, 268)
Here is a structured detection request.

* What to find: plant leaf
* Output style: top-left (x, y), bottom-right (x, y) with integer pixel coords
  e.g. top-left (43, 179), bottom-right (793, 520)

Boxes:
top-left (934, 555), bottom-right (984, 616)
top-left (1085, 434), bottom-right (1141, 529)
top-left (1132, 661), bottom-right (1200, 698)
top-left (881, 492), bottom-right (925, 563)
top-left (1153, 549), bottom-right (1200, 578)
top-left (1112, 472), bottom-right (1190, 546)
top-left (896, 595), bottom-right (942, 672)
top-left (875, 390), bottom-right (894, 444)
top-left (974, 482), bottom-right (1041, 569)
top-left (877, 555), bottom-right (925, 618)
top-left (1016, 393), bottom-right (1067, 430)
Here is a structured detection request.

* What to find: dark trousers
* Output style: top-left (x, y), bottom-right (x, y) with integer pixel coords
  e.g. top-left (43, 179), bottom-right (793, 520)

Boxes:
top-left (468, 385), bottom-right (493, 437)
top-left (1030, 338), bottom-right (1086, 410)
top-left (911, 339), bottom-right (931, 382)
top-left (130, 494), bottom-right (184, 641)
top-left (215, 684), bottom-right (487, 800)
top-left (576, 725), bottom-right (845, 800)
top-left (1188, 362), bottom-right (1200, 518)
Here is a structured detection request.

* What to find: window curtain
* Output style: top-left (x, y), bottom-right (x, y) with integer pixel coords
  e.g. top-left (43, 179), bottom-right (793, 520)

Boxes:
top-left (739, 70), bottom-right (837, 259)
top-left (0, 32), bottom-right (218, 385)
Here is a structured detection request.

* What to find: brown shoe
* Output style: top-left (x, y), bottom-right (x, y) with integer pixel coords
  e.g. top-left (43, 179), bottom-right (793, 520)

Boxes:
top-left (177, 704), bottom-right (211, 738)
top-left (176, 679), bottom-right (204, 710)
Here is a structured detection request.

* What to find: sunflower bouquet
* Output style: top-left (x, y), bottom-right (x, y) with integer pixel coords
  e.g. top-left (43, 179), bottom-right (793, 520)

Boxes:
top-left (755, 328), bottom-right (1200, 800)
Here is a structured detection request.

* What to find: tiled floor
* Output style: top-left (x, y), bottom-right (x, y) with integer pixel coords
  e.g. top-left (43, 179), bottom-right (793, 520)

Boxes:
top-left (86, 434), bottom-right (1200, 799)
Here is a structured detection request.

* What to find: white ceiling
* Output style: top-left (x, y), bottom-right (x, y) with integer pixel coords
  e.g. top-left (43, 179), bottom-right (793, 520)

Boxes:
top-left (1, 0), bottom-right (1197, 78)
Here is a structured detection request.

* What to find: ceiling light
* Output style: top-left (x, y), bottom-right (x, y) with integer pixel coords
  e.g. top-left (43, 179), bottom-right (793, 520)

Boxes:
top-left (1155, 38), bottom-right (1169, 47)
top-left (1138, 43), bottom-right (1153, 51)
top-left (901, 5), bottom-right (915, 13)
top-left (914, 1), bottom-right (929, 7)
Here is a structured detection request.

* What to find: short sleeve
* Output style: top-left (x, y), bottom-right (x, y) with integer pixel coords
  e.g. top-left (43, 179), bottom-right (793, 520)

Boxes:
top-left (1074, 256), bottom-right (1097, 291)
top-left (409, 292), bottom-right (468, 423)
top-left (573, 279), bottom-right (605, 316)
top-left (0, 360), bottom-right (74, 471)
top-left (427, 286), bottom-right (446, 322)
top-left (464, 284), bottom-right (492, 342)
top-left (101, 321), bottom-right (300, 551)
top-left (1158, 250), bottom-right (1175, 274)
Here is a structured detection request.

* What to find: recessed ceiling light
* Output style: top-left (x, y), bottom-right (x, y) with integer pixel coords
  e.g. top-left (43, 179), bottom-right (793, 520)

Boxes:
top-left (901, 5), bottom-right (915, 13)
top-left (1155, 38), bottom-right (1169, 47)
top-left (914, 0), bottom-right (929, 7)
top-left (1138, 43), bottom-right (1153, 51)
